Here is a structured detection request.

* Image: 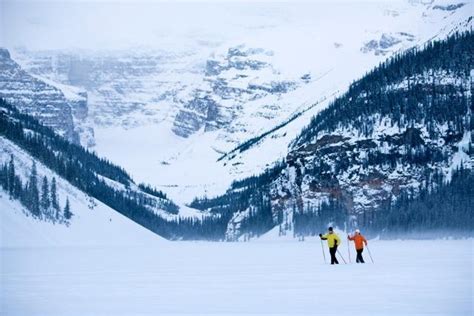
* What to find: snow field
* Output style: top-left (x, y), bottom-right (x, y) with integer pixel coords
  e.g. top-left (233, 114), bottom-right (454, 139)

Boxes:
top-left (1, 239), bottom-right (472, 316)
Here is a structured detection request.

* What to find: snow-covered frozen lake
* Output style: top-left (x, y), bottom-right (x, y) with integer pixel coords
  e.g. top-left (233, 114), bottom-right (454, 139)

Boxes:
top-left (1, 239), bottom-right (472, 316)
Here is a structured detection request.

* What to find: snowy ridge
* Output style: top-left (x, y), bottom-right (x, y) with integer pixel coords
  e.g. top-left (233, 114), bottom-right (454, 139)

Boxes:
top-left (0, 137), bottom-right (164, 247)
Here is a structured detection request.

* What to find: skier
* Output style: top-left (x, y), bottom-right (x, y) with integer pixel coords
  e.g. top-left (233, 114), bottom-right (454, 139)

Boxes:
top-left (348, 229), bottom-right (368, 263)
top-left (319, 227), bottom-right (341, 265)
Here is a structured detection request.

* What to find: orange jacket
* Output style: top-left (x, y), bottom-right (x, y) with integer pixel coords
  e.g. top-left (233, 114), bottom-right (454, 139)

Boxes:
top-left (348, 234), bottom-right (367, 250)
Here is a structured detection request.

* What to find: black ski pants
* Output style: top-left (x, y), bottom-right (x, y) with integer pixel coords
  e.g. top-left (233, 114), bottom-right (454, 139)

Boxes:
top-left (329, 246), bottom-right (339, 264)
top-left (356, 248), bottom-right (365, 263)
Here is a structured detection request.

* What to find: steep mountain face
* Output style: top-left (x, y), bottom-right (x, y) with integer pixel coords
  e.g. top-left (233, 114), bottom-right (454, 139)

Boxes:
top-left (12, 49), bottom-right (201, 128)
top-left (191, 32), bottom-right (473, 240)
top-left (172, 46), bottom-right (306, 138)
top-left (361, 32), bottom-right (415, 56)
top-left (9, 1), bottom-right (471, 203)
top-left (0, 48), bottom-right (85, 144)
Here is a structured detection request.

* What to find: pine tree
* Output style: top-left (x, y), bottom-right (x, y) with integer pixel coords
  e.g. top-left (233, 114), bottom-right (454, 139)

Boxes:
top-left (28, 161), bottom-right (40, 216)
top-left (63, 197), bottom-right (73, 220)
top-left (40, 176), bottom-right (50, 216)
top-left (51, 177), bottom-right (60, 218)
top-left (0, 162), bottom-right (7, 190)
top-left (7, 155), bottom-right (15, 196)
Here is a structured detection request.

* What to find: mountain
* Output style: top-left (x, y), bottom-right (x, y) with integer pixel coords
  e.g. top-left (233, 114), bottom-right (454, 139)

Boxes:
top-left (190, 31), bottom-right (473, 240)
top-left (0, 100), bottom-right (223, 240)
top-left (8, 1), bottom-right (472, 203)
top-left (171, 45), bottom-right (307, 138)
top-left (0, 48), bottom-right (91, 144)
top-left (1, 1), bottom-right (472, 242)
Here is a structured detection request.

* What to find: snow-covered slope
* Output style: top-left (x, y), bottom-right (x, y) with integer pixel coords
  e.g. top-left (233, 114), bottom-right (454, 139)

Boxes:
top-left (0, 137), bottom-right (164, 247)
top-left (8, 1), bottom-right (473, 204)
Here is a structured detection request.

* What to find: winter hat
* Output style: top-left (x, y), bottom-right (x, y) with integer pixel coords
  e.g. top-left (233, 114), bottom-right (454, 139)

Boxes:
top-left (328, 227), bottom-right (333, 232)
top-left (355, 229), bottom-right (360, 234)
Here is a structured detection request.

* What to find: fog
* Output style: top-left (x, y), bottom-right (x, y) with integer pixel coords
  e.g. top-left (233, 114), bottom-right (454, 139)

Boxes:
top-left (0, 0), bottom-right (397, 51)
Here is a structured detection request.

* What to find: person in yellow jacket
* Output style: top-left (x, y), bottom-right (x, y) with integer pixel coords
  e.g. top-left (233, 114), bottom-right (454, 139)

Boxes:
top-left (319, 227), bottom-right (341, 264)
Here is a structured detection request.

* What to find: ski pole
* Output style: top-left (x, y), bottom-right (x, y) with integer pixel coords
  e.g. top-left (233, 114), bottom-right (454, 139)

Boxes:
top-left (347, 239), bottom-right (351, 263)
top-left (336, 248), bottom-right (347, 264)
top-left (320, 239), bottom-right (327, 264)
top-left (366, 245), bottom-right (375, 263)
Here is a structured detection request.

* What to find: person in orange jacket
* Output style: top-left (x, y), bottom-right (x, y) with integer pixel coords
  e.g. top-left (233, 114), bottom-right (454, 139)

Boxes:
top-left (348, 229), bottom-right (368, 263)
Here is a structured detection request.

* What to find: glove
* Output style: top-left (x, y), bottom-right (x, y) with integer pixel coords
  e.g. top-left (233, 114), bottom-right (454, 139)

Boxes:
top-left (318, 233), bottom-right (322, 238)
top-left (334, 241), bottom-right (338, 247)
top-left (347, 235), bottom-right (350, 239)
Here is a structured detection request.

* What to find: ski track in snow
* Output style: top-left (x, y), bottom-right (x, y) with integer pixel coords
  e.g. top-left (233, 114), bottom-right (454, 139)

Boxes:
top-left (1, 239), bottom-right (472, 316)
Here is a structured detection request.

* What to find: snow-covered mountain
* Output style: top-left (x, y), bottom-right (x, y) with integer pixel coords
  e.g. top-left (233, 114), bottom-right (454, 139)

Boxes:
top-left (6, 0), bottom-right (471, 204)
top-left (191, 31), bottom-right (473, 240)
top-left (0, 48), bottom-right (88, 144)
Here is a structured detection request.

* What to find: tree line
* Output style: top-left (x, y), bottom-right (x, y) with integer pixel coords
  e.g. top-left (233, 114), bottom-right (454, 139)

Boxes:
top-left (293, 167), bottom-right (473, 237)
top-left (0, 156), bottom-right (72, 223)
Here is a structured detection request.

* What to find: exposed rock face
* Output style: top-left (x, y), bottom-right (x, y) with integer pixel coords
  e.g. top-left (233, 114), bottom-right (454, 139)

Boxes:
top-left (68, 91), bottom-right (95, 147)
top-left (172, 95), bottom-right (223, 137)
top-left (172, 45), bottom-right (303, 138)
top-left (361, 33), bottom-right (414, 56)
top-left (11, 49), bottom-right (176, 128)
top-left (283, 127), bottom-right (436, 216)
top-left (433, 3), bottom-right (465, 11)
top-left (12, 46), bottom-right (308, 158)
top-left (0, 48), bottom-right (80, 143)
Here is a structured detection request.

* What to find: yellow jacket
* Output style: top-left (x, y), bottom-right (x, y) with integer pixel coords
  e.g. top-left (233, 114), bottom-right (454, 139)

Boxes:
top-left (321, 232), bottom-right (341, 248)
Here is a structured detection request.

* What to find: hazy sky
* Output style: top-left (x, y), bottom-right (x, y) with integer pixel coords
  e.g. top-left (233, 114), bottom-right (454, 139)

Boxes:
top-left (0, 0), bottom-right (400, 51)
top-left (0, 1), bottom-right (294, 50)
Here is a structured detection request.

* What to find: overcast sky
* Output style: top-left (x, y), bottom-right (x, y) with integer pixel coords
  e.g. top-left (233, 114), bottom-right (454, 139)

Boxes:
top-left (0, 0), bottom-right (401, 51)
